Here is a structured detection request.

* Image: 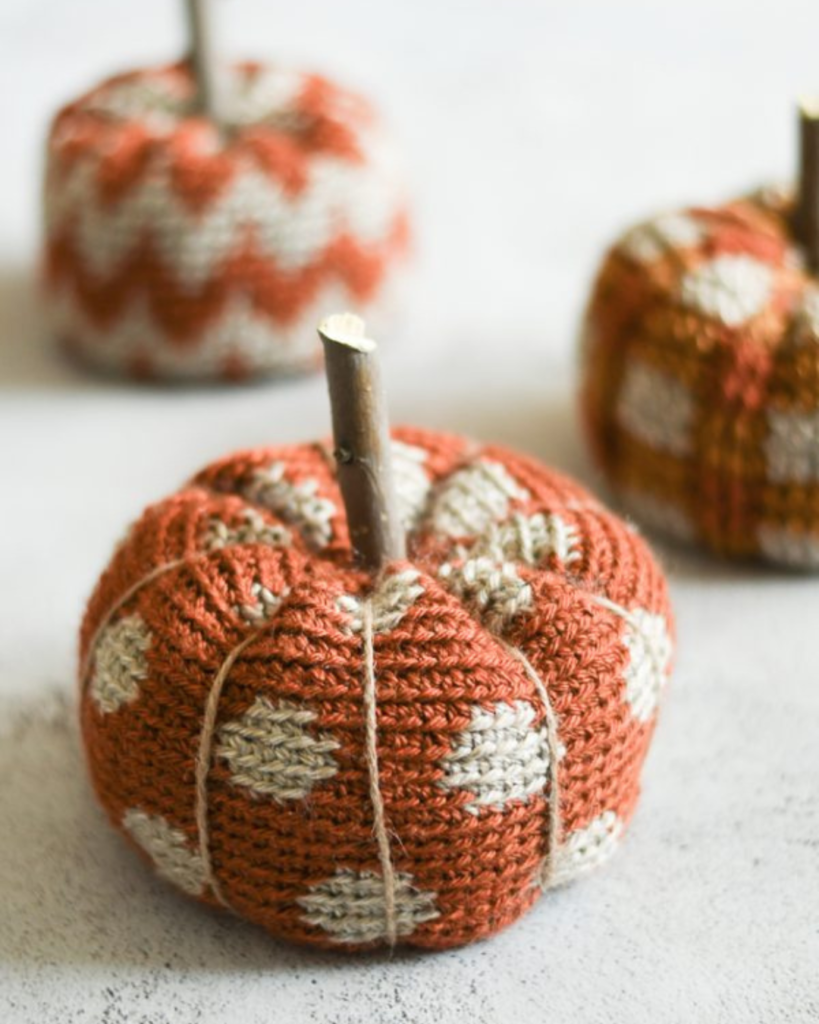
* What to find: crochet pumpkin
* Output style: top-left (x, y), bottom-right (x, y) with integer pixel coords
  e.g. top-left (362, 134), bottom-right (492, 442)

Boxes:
top-left (581, 184), bottom-right (819, 568)
top-left (79, 316), bottom-right (673, 950)
top-left (43, 62), bottom-right (409, 381)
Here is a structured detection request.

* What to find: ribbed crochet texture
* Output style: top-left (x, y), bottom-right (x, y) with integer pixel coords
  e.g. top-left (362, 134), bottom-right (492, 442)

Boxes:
top-left (79, 427), bottom-right (674, 950)
top-left (582, 185), bottom-right (819, 567)
top-left (43, 61), bottom-right (409, 381)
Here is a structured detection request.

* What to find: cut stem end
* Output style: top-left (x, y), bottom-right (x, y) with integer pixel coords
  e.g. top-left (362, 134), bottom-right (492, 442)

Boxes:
top-left (318, 314), bottom-right (406, 572)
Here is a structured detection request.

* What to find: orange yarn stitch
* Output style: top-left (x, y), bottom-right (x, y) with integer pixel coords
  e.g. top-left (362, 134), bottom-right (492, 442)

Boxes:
top-left (79, 427), bottom-right (674, 950)
top-left (581, 186), bottom-right (819, 567)
top-left (43, 61), bottom-right (410, 382)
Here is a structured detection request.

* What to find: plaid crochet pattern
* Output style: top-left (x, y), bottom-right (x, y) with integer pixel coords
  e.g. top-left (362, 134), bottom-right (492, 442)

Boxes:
top-left (43, 62), bottom-right (409, 381)
top-left (79, 427), bottom-right (673, 950)
top-left (581, 186), bottom-right (819, 567)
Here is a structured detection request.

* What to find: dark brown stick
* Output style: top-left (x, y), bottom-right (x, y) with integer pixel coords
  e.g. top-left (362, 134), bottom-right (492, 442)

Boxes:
top-left (795, 100), bottom-right (819, 273)
top-left (185, 0), bottom-right (226, 128)
top-left (318, 314), bottom-right (406, 571)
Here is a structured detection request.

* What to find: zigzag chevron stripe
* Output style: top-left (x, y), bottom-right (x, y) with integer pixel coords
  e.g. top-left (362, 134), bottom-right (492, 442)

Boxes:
top-left (45, 159), bottom-right (404, 284)
top-left (42, 61), bottom-right (410, 381)
top-left (52, 267), bottom-right (405, 380)
top-left (46, 215), bottom-right (408, 335)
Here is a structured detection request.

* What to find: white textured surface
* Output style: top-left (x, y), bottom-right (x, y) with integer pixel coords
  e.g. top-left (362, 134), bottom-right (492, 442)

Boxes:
top-left (1, 0), bottom-right (818, 1021)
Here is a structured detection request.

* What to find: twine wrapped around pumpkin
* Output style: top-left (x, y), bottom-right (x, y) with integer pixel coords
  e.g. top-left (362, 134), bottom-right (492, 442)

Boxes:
top-left (79, 424), bottom-right (673, 950)
top-left (581, 185), bottom-right (819, 568)
top-left (43, 62), bottom-right (409, 381)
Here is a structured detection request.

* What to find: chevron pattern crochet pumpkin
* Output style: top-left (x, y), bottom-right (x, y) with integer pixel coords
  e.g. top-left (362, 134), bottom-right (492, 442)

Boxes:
top-left (43, 62), bottom-right (409, 381)
top-left (79, 427), bottom-right (673, 950)
top-left (581, 186), bottom-right (819, 568)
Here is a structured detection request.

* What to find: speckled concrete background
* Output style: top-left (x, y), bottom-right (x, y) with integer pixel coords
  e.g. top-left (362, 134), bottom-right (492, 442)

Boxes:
top-left (2, 0), bottom-right (819, 1020)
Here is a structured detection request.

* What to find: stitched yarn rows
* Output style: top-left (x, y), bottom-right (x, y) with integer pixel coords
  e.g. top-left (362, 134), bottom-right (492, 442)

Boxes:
top-left (80, 427), bottom-right (673, 949)
top-left (44, 61), bottom-right (409, 381)
top-left (582, 186), bottom-right (819, 567)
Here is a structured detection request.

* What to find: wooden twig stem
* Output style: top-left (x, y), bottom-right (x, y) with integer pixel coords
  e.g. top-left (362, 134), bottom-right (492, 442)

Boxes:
top-left (185, 0), bottom-right (227, 128)
top-left (795, 100), bottom-right (819, 273)
top-left (318, 313), bottom-right (406, 572)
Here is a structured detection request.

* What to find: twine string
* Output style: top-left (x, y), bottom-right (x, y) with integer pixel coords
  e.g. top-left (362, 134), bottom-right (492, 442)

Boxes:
top-left (194, 628), bottom-right (266, 908)
top-left (81, 554), bottom-right (562, 935)
top-left (361, 598), bottom-right (398, 947)
top-left (500, 640), bottom-right (563, 889)
top-left (79, 557), bottom-right (197, 686)
top-left (79, 552), bottom-right (270, 909)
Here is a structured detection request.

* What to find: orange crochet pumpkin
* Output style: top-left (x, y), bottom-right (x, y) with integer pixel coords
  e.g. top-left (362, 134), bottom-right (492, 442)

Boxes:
top-left (79, 427), bottom-right (673, 949)
top-left (581, 186), bottom-right (819, 567)
top-left (43, 61), bottom-right (409, 381)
